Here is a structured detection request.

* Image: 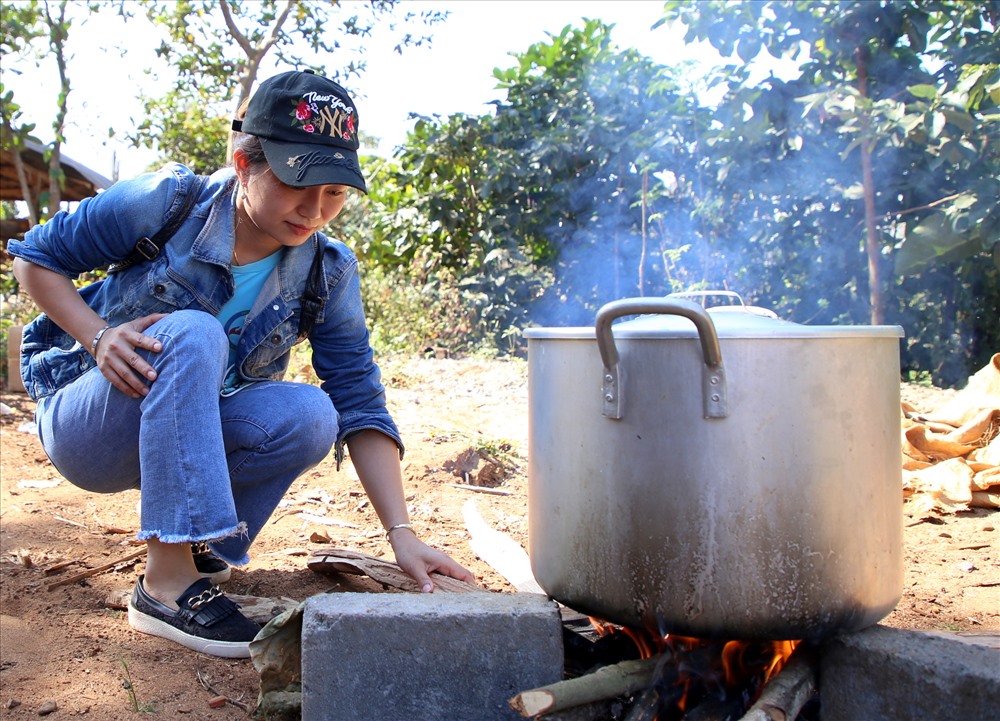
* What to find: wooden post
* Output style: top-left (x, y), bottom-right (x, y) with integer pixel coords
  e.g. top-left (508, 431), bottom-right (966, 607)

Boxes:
top-left (6, 324), bottom-right (25, 393)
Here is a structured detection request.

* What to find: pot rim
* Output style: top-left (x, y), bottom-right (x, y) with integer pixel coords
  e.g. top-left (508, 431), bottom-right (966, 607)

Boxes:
top-left (524, 324), bottom-right (905, 340)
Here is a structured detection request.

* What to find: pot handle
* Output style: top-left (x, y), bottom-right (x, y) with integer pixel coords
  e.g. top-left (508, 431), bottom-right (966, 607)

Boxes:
top-left (595, 298), bottom-right (728, 420)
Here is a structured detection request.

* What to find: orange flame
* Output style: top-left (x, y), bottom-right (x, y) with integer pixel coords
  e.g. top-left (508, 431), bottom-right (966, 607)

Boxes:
top-left (587, 621), bottom-right (800, 720)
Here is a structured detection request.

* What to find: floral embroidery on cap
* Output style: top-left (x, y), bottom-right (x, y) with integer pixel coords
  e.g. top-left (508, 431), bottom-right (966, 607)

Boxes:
top-left (288, 93), bottom-right (356, 141)
top-left (290, 98), bottom-right (318, 133)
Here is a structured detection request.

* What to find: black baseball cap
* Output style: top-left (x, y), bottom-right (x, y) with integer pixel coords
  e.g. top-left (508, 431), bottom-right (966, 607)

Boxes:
top-left (232, 69), bottom-right (367, 194)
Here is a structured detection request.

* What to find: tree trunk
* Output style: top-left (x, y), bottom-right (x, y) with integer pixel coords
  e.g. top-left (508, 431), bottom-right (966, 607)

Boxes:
top-left (41, 1), bottom-right (73, 219)
top-left (638, 170), bottom-right (648, 296)
top-left (221, 0), bottom-right (292, 162)
top-left (855, 45), bottom-right (886, 325)
top-left (12, 151), bottom-right (39, 227)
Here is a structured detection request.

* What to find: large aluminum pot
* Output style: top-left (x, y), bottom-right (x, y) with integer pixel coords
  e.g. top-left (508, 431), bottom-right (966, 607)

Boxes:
top-left (525, 294), bottom-right (904, 640)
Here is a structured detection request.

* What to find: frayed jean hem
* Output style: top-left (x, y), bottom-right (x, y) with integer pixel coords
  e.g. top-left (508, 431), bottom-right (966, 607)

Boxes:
top-left (136, 521), bottom-right (248, 565)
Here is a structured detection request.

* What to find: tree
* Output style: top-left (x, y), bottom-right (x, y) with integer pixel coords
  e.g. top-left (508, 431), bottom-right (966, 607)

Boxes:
top-left (131, 0), bottom-right (447, 170)
top-left (1, 0), bottom-right (42, 224)
top-left (659, 0), bottom-right (999, 384)
top-left (351, 21), bottom-right (728, 355)
top-left (485, 21), bottom-right (709, 323)
top-left (0, 0), bottom-right (75, 221)
top-left (354, 5), bottom-right (994, 381)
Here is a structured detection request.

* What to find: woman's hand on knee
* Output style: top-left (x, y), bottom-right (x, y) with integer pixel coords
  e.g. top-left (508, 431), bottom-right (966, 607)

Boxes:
top-left (95, 313), bottom-right (169, 398)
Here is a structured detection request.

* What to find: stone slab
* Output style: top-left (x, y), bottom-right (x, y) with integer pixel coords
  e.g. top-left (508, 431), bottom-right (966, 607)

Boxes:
top-left (820, 625), bottom-right (1000, 721)
top-left (300, 592), bottom-right (563, 721)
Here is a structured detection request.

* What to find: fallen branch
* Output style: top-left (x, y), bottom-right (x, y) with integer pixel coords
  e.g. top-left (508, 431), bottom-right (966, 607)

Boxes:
top-left (43, 558), bottom-right (88, 576)
top-left (738, 646), bottom-right (817, 721)
top-left (196, 669), bottom-right (252, 713)
top-left (271, 508), bottom-right (360, 528)
top-left (46, 547), bottom-right (147, 591)
top-left (445, 483), bottom-right (512, 496)
top-left (509, 657), bottom-right (660, 718)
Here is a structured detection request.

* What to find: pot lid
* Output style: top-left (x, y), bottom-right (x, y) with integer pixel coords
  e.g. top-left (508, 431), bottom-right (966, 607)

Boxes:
top-left (524, 292), bottom-right (905, 340)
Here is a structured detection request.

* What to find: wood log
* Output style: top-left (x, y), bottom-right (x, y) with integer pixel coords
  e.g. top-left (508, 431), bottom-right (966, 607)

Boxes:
top-left (737, 647), bottom-right (817, 721)
top-left (538, 700), bottom-right (619, 721)
top-left (510, 657), bottom-right (660, 718)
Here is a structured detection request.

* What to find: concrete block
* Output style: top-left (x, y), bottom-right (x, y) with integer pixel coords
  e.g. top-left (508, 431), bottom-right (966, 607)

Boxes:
top-left (820, 625), bottom-right (1000, 721)
top-left (301, 592), bottom-right (563, 721)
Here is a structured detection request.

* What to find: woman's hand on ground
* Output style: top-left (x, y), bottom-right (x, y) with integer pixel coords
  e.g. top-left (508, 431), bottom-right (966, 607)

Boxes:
top-left (389, 529), bottom-right (477, 592)
top-left (95, 313), bottom-right (169, 398)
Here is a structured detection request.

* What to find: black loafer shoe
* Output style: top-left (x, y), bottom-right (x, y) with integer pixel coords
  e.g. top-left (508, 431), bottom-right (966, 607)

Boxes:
top-left (192, 542), bottom-right (232, 584)
top-left (128, 575), bottom-right (259, 658)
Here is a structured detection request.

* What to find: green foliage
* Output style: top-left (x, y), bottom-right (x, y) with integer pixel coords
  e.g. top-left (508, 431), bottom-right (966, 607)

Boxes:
top-left (354, 1), bottom-right (996, 385)
top-left (131, 85), bottom-right (232, 173)
top-left (1, 0), bottom-right (76, 220)
top-left (360, 262), bottom-right (478, 355)
top-left (3, 0), bottom-right (996, 389)
top-left (353, 120), bottom-right (551, 355)
top-left (118, 656), bottom-right (158, 714)
top-left (132, 0), bottom-right (447, 166)
top-left (487, 20), bottom-right (713, 315)
top-left (657, 0), bottom-right (999, 385)
top-left (0, 87), bottom-right (39, 169)
top-left (358, 20), bottom-right (711, 351)
top-left (0, 0), bottom-right (44, 55)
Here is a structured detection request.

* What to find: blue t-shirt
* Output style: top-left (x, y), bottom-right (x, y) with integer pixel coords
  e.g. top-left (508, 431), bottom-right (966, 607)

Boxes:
top-left (218, 252), bottom-right (282, 394)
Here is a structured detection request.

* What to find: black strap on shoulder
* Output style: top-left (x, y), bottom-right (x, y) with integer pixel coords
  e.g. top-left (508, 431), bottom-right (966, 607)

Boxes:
top-left (107, 175), bottom-right (209, 274)
top-left (296, 240), bottom-right (327, 340)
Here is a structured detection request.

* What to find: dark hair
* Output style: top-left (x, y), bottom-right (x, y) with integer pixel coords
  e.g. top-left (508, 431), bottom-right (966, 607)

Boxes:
top-left (230, 97), bottom-right (268, 168)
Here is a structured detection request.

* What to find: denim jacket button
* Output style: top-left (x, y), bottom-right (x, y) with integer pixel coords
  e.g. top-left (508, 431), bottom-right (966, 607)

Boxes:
top-left (154, 284), bottom-right (166, 294)
top-left (271, 334), bottom-right (281, 344)
top-left (272, 304), bottom-right (279, 311)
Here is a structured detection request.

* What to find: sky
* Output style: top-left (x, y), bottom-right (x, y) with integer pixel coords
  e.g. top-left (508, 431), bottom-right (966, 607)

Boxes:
top-left (4, 1), bottom-right (775, 182)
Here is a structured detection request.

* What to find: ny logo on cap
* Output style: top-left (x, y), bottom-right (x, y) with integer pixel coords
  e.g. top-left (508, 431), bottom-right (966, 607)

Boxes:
top-left (289, 91), bottom-right (356, 143)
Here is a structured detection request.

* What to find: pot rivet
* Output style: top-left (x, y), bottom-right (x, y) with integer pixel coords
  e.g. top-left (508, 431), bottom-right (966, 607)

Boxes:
top-left (710, 376), bottom-right (719, 385)
top-left (605, 393), bottom-right (615, 402)
top-left (711, 393), bottom-right (721, 402)
top-left (605, 374), bottom-right (613, 383)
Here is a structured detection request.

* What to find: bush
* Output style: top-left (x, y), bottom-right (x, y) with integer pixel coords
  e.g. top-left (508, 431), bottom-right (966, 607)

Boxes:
top-left (361, 263), bottom-right (485, 357)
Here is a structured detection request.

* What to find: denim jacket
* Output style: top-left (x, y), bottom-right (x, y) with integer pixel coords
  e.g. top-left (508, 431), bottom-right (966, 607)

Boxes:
top-left (6, 163), bottom-right (402, 462)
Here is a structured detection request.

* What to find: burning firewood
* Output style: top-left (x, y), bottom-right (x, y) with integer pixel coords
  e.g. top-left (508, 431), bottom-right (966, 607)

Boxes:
top-left (736, 645), bottom-right (817, 721)
top-left (509, 657), bottom-right (661, 717)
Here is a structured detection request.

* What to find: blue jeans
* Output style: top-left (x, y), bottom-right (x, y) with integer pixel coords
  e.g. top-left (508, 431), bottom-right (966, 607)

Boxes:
top-left (35, 310), bottom-right (338, 566)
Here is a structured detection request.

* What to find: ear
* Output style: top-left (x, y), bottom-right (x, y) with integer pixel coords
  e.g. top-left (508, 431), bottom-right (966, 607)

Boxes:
top-left (232, 150), bottom-right (251, 183)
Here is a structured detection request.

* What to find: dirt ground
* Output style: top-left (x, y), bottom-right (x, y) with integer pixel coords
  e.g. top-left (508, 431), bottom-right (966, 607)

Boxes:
top-left (1, 355), bottom-right (997, 720)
